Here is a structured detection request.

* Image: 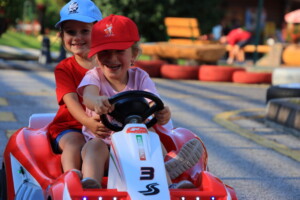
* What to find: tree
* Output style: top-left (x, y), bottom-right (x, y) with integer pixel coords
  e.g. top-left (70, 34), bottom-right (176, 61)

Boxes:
top-left (3, 0), bottom-right (23, 25)
top-left (4, 0), bottom-right (224, 42)
top-left (35, 0), bottom-right (67, 31)
top-left (95, 0), bottom-right (224, 42)
top-left (4, 0), bottom-right (65, 30)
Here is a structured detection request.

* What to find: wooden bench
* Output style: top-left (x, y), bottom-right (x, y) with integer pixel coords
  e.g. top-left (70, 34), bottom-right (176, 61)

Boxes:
top-left (140, 17), bottom-right (226, 63)
top-left (164, 17), bottom-right (203, 45)
top-left (143, 16), bottom-right (270, 52)
top-left (226, 44), bottom-right (270, 54)
top-left (163, 17), bottom-right (270, 54)
top-left (164, 17), bottom-right (270, 52)
top-left (140, 42), bottom-right (226, 63)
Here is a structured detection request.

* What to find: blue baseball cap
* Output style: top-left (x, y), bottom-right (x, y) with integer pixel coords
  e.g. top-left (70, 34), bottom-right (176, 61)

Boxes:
top-left (55, 0), bottom-right (102, 28)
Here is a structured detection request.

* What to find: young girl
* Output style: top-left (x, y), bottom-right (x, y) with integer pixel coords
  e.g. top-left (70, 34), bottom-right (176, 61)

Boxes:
top-left (77, 14), bottom-right (202, 189)
top-left (47, 0), bottom-right (106, 188)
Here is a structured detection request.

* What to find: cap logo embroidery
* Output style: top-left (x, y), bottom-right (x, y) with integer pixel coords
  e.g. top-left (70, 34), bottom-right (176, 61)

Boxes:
top-left (104, 24), bottom-right (114, 37)
top-left (68, 2), bottom-right (79, 14)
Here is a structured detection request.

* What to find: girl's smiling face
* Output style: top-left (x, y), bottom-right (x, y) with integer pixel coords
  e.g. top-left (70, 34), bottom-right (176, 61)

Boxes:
top-left (96, 47), bottom-right (137, 83)
top-left (62, 20), bottom-right (93, 57)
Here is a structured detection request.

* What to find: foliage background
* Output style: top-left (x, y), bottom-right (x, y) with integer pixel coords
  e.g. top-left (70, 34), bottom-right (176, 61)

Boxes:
top-left (2, 0), bottom-right (224, 42)
top-left (95, 0), bottom-right (224, 41)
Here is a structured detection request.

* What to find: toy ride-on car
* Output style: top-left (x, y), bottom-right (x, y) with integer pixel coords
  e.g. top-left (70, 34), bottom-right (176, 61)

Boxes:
top-left (1, 90), bottom-right (237, 200)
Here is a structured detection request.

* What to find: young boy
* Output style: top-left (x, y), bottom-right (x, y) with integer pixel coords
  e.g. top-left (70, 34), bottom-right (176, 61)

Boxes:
top-left (47, 0), bottom-right (106, 188)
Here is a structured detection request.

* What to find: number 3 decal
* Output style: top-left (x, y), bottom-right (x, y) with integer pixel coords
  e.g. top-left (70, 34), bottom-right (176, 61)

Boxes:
top-left (140, 167), bottom-right (154, 180)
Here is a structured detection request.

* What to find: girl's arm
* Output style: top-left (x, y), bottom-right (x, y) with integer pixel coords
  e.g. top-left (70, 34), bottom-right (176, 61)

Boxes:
top-left (82, 85), bottom-right (113, 115)
top-left (155, 105), bottom-right (171, 125)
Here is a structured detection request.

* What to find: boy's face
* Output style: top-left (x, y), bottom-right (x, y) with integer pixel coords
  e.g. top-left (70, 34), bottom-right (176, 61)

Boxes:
top-left (96, 47), bottom-right (137, 81)
top-left (62, 20), bottom-right (93, 57)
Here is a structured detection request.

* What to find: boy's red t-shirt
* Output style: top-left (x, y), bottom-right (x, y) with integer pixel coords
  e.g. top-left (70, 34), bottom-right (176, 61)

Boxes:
top-left (48, 56), bottom-right (88, 141)
top-left (226, 28), bottom-right (252, 46)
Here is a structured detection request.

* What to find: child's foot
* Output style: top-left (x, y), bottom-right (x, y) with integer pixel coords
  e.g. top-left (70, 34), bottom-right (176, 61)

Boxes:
top-left (81, 177), bottom-right (101, 189)
top-left (169, 180), bottom-right (196, 189)
top-left (226, 58), bottom-right (234, 65)
top-left (165, 138), bottom-right (203, 179)
top-left (70, 169), bottom-right (82, 179)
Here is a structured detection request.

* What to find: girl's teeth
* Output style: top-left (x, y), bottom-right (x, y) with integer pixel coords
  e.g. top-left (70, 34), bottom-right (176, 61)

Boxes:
top-left (108, 65), bottom-right (119, 68)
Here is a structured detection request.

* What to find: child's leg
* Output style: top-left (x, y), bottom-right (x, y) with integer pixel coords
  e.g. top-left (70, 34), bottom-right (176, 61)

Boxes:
top-left (232, 45), bottom-right (241, 63)
top-left (81, 138), bottom-right (109, 188)
top-left (237, 49), bottom-right (245, 62)
top-left (227, 46), bottom-right (237, 64)
top-left (58, 131), bottom-right (86, 172)
top-left (236, 40), bottom-right (248, 63)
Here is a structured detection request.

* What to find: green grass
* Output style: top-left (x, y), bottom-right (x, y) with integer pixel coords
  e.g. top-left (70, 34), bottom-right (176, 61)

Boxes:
top-left (0, 30), bottom-right (152, 61)
top-left (137, 54), bottom-right (151, 61)
top-left (0, 30), bottom-right (60, 52)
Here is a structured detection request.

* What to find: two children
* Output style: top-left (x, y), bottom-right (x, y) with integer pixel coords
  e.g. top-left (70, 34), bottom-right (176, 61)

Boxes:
top-left (50, 0), bottom-right (201, 190)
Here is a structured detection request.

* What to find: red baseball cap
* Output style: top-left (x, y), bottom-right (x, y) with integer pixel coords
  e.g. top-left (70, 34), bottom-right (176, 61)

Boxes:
top-left (89, 14), bottom-right (140, 58)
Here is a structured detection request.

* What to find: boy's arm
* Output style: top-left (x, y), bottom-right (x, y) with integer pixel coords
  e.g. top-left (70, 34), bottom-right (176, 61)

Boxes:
top-left (63, 92), bottom-right (93, 126)
top-left (63, 92), bottom-right (105, 134)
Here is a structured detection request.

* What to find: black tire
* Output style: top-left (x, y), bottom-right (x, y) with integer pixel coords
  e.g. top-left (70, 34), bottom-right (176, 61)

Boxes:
top-left (0, 163), bottom-right (7, 200)
top-left (266, 84), bottom-right (300, 103)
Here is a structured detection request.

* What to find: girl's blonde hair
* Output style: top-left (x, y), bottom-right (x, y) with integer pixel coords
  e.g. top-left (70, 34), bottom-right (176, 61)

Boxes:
top-left (132, 42), bottom-right (142, 58)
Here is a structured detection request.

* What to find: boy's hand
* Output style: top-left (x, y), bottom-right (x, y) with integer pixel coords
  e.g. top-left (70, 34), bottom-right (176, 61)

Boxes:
top-left (155, 106), bottom-right (171, 125)
top-left (94, 121), bottom-right (112, 138)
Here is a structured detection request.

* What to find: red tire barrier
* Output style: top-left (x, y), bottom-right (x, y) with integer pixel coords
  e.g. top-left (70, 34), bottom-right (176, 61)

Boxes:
top-left (160, 64), bottom-right (200, 80)
top-left (134, 60), bottom-right (166, 77)
top-left (199, 65), bottom-right (245, 82)
top-left (232, 71), bottom-right (272, 84)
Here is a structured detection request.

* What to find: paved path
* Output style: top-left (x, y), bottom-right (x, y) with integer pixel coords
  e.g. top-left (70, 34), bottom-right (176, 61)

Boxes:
top-left (0, 45), bottom-right (62, 61)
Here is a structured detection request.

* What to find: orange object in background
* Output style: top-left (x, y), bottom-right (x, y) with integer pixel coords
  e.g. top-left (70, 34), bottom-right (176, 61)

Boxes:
top-left (282, 44), bottom-right (300, 66)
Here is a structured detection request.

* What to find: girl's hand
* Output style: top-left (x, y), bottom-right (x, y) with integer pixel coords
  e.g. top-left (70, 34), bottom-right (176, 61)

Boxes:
top-left (85, 115), bottom-right (111, 138)
top-left (155, 106), bottom-right (171, 125)
top-left (93, 96), bottom-right (114, 115)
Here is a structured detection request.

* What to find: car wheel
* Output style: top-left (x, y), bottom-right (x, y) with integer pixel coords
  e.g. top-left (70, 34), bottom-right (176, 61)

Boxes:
top-left (0, 163), bottom-right (7, 200)
top-left (266, 83), bottom-right (300, 102)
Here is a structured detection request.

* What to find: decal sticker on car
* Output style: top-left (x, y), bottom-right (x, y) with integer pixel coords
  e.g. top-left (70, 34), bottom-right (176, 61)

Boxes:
top-left (136, 135), bottom-right (146, 160)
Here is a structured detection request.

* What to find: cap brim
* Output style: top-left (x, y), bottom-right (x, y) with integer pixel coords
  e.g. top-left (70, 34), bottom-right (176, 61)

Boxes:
top-left (88, 41), bottom-right (135, 58)
top-left (55, 16), bottom-right (97, 28)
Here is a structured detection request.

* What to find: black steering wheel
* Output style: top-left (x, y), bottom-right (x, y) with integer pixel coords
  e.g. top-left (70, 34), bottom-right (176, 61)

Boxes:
top-left (100, 90), bottom-right (164, 132)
